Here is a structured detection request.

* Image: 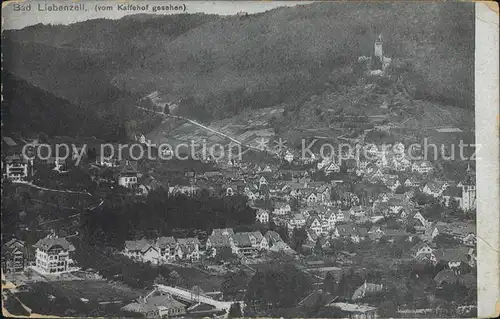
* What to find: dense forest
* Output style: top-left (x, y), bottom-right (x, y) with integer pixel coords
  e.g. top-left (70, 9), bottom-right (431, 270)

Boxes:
top-left (1, 72), bottom-right (128, 141)
top-left (80, 188), bottom-right (256, 248)
top-left (3, 3), bottom-right (474, 128)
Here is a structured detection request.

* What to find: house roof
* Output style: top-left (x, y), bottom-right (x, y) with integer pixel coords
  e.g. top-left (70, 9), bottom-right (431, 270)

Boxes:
top-left (336, 224), bottom-right (357, 236)
top-left (298, 289), bottom-right (337, 307)
top-left (156, 237), bottom-right (176, 248)
top-left (269, 241), bottom-right (294, 253)
top-left (207, 235), bottom-right (231, 247)
top-left (292, 213), bottom-right (306, 220)
top-left (3, 238), bottom-right (25, 250)
top-left (211, 228), bottom-right (234, 237)
top-left (122, 301), bottom-right (157, 314)
top-left (434, 269), bottom-right (458, 285)
top-left (119, 160), bottom-right (138, 175)
top-left (368, 226), bottom-right (382, 233)
top-left (146, 294), bottom-right (185, 309)
top-left (33, 236), bottom-right (75, 252)
top-left (410, 242), bottom-right (431, 254)
top-left (248, 231), bottom-right (264, 242)
top-left (264, 231), bottom-right (282, 244)
top-left (124, 239), bottom-right (155, 253)
top-left (274, 202), bottom-right (290, 209)
top-left (424, 181), bottom-right (445, 193)
top-left (351, 283), bottom-right (384, 300)
top-left (176, 237), bottom-right (200, 246)
top-left (4, 154), bottom-right (28, 163)
top-left (256, 209), bottom-right (269, 218)
top-left (232, 233), bottom-right (252, 247)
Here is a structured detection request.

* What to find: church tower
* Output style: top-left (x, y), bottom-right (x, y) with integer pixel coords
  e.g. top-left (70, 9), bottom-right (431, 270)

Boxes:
top-left (374, 34), bottom-right (384, 62)
top-left (461, 163), bottom-right (476, 211)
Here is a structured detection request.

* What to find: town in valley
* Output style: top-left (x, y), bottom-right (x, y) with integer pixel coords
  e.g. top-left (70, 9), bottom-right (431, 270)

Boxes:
top-left (2, 2), bottom-right (477, 318)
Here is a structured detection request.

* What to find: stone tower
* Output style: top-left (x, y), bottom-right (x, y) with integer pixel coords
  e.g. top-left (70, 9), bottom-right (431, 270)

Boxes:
top-left (374, 34), bottom-right (384, 61)
top-left (461, 163), bottom-right (476, 211)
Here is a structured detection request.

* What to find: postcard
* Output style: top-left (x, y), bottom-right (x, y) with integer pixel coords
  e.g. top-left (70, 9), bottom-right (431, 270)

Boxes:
top-left (1, 1), bottom-right (498, 318)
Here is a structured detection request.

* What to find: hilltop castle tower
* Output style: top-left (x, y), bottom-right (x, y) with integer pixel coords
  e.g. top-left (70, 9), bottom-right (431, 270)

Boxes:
top-left (374, 34), bottom-right (384, 62)
top-left (461, 163), bottom-right (476, 211)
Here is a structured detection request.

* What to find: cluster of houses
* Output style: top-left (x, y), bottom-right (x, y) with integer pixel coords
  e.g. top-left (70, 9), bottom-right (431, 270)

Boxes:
top-left (123, 237), bottom-right (201, 264)
top-left (206, 228), bottom-right (293, 257)
top-left (2, 233), bottom-right (76, 275)
top-left (121, 228), bottom-right (292, 265)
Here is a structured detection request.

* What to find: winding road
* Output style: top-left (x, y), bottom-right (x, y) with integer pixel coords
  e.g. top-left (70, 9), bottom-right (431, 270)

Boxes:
top-left (135, 106), bottom-right (279, 157)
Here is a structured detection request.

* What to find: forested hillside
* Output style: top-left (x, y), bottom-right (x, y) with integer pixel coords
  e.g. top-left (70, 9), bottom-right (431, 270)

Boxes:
top-left (2, 72), bottom-right (127, 140)
top-left (3, 2), bottom-right (474, 129)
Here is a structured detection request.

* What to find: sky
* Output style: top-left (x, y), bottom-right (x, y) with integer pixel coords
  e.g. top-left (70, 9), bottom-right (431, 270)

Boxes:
top-left (2, 0), bottom-right (312, 30)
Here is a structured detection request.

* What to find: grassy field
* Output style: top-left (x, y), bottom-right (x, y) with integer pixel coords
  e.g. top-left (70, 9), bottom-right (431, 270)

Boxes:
top-left (24, 280), bottom-right (141, 303)
top-left (169, 265), bottom-right (225, 293)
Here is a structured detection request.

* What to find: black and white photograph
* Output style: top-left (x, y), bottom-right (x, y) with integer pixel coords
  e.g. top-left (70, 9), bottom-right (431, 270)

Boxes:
top-left (1, 1), bottom-right (498, 318)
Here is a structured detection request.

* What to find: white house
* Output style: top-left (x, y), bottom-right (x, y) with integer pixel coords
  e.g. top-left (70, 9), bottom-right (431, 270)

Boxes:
top-left (4, 154), bottom-right (30, 181)
top-left (410, 242), bottom-right (435, 263)
top-left (412, 161), bottom-right (433, 174)
top-left (117, 160), bottom-right (139, 189)
top-left (33, 235), bottom-right (76, 274)
top-left (176, 238), bottom-right (200, 262)
top-left (305, 191), bottom-right (319, 204)
top-left (423, 181), bottom-right (447, 197)
top-left (308, 217), bottom-right (323, 235)
top-left (290, 213), bottom-right (307, 228)
top-left (324, 162), bottom-right (340, 174)
top-left (273, 203), bottom-right (291, 215)
top-left (156, 237), bottom-right (180, 262)
top-left (284, 150), bottom-right (294, 163)
top-left (123, 239), bottom-right (161, 264)
top-left (256, 209), bottom-right (270, 223)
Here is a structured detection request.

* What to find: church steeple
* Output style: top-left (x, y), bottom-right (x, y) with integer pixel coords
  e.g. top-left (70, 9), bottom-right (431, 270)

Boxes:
top-left (464, 162), bottom-right (474, 185)
top-left (374, 33), bottom-right (384, 63)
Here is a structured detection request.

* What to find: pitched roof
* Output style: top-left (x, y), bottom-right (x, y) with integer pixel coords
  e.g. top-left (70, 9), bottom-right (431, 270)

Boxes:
top-left (434, 269), bottom-right (458, 285)
top-left (232, 233), bottom-right (252, 247)
top-left (211, 228), bottom-right (234, 237)
top-left (124, 239), bottom-right (155, 253)
top-left (33, 236), bottom-right (75, 252)
top-left (156, 237), bottom-right (176, 248)
top-left (336, 224), bottom-right (357, 236)
top-left (248, 231), bottom-right (264, 242)
top-left (207, 235), bottom-right (231, 247)
top-left (146, 294), bottom-right (185, 309)
top-left (424, 181), bottom-right (445, 193)
top-left (264, 231), bottom-right (282, 244)
top-left (410, 242), bottom-right (431, 254)
top-left (274, 202), bottom-right (290, 209)
top-left (352, 283), bottom-right (384, 300)
top-left (3, 238), bottom-right (26, 250)
top-left (176, 237), bottom-right (200, 247)
top-left (4, 154), bottom-right (28, 163)
top-left (119, 160), bottom-right (138, 175)
top-left (298, 289), bottom-right (337, 307)
top-left (292, 213), bottom-right (306, 220)
top-left (256, 209), bottom-right (269, 218)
